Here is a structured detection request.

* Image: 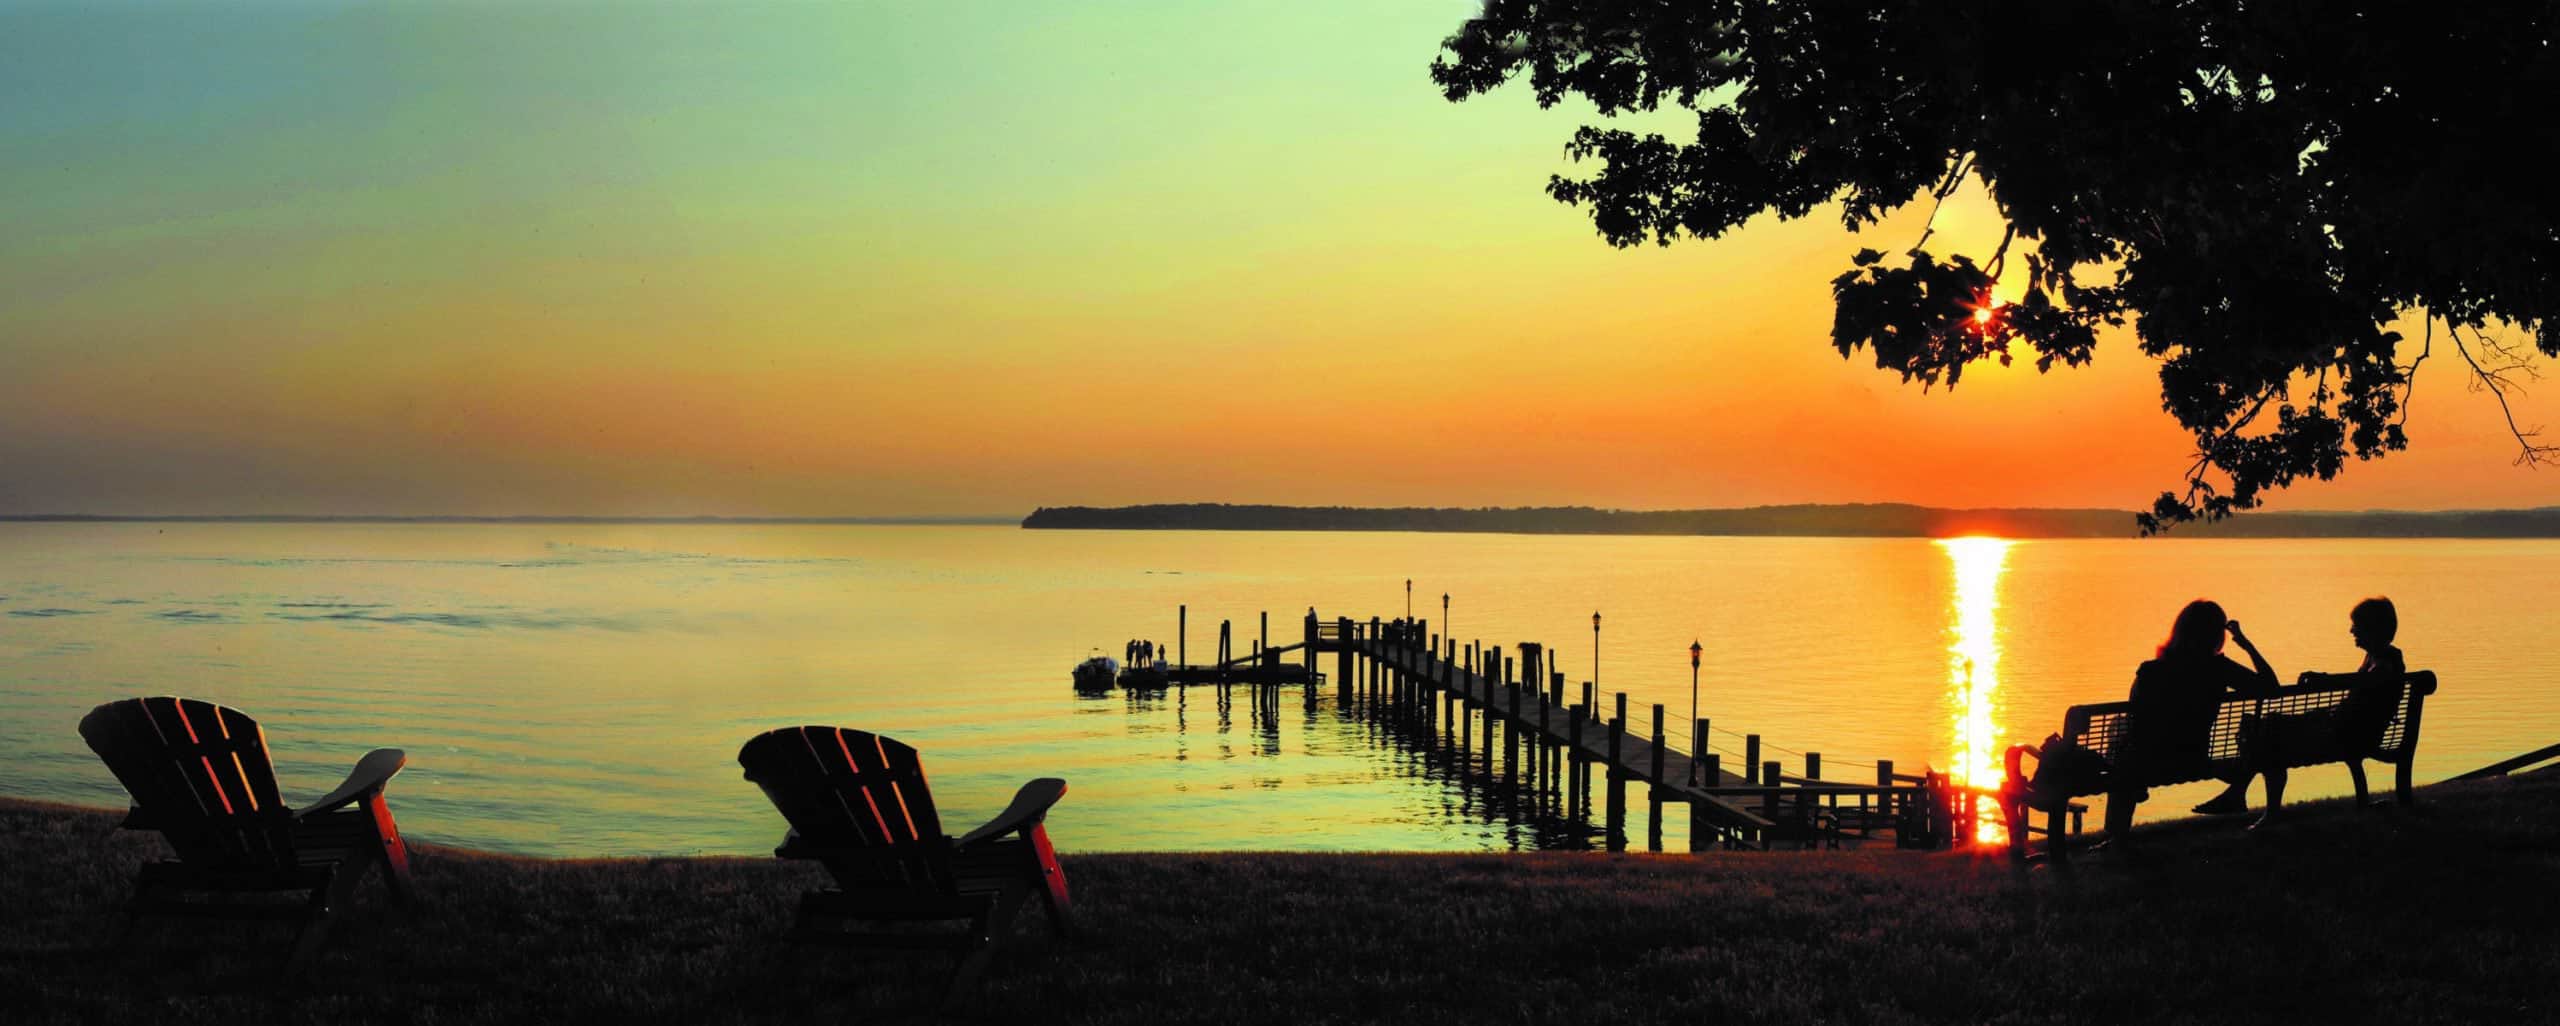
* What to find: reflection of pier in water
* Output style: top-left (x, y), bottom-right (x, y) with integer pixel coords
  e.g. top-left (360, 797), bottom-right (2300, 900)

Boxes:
top-left (1094, 606), bottom-right (2011, 852)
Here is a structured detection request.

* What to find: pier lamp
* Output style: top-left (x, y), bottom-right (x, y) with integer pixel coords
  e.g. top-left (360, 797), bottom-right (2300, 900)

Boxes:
top-left (1689, 640), bottom-right (1704, 783)
top-left (1405, 578), bottom-right (1412, 621)
top-left (1591, 611), bottom-right (1602, 690)
top-left (1442, 593), bottom-right (1450, 641)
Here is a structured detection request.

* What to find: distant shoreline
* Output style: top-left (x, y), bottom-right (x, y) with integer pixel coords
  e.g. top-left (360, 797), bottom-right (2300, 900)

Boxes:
top-left (9, 505), bottom-right (2559, 538)
top-left (1020, 502), bottom-right (2560, 539)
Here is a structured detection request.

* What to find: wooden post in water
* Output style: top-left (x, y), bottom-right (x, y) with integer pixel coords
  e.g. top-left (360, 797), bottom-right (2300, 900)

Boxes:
top-left (1303, 611), bottom-right (1319, 709)
top-left (1179, 605), bottom-right (1187, 667)
top-left (1392, 639), bottom-right (1413, 711)
top-left (1443, 650), bottom-right (1456, 736)
top-left (1515, 643), bottom-right (1539, 800)
top-left (1695, 718), bottom-right (1712, 784)
top-left (1412, 645), bottom-right (1426, 726)
top-left (1693, 752), bottom-right (1723, 852)
top-left (1336, 619), bottom-right (1352, 702)
top-left (1368, 618), bottom-right (1381, 704)
top-left (1648, 704), bottom-right (1666, 852)
top-left (1762, 760), bottom-right (1784, 842)
top-left (1538, 672), bottom-right (1555, 806)
top-left (1873, 760), bottom-right (1895, 836)
top-left (1403, 644), bottom-right (1417, 726)
top-left (1605, 707), bottom-right (1627, 851)
top-left (1805, 753), bottom-right (1824, 830)
top-left (1464, 660), bottom-right (1484, 757)
top-left (1745, 735), bottom-right (1762, 785)
top-left (1502, 653), bottom-right (1519, 787)
top-left (1567, 704), bottom-right (1587, 821)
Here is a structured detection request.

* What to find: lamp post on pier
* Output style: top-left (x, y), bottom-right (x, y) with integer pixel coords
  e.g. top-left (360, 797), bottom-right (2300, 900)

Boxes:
top-left (1591, 611), bottom-right (1602, 692)
top-left (1405, 578), bottom-right (1412, 622)
top-left (1442, 593), bottom-right (1450, 643)
top-left (1689, 640), bottom-right (1704, 783)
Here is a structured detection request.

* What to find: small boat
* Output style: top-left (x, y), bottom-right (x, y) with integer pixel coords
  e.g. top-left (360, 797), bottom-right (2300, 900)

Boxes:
top-left (1117, 661), bottom-right (1169, 691)
top-left (1073, 654), bottom-right (1119, 691)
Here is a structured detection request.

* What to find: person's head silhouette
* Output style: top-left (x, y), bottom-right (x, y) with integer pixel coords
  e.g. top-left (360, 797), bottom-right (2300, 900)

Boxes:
top-left (2158, 599), bottom-right (2229, 659)
top-left (2350, 596), bottom-right (2398, 650)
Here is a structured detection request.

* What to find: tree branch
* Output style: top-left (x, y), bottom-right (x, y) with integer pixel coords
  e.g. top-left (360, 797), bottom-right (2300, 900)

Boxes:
top-left (2396, 317), bottom-right (2433, 428)
top-left (1909, 152), bottom-right (1974, 254)
top-left (2449, 322), bottom-right (2558, 468)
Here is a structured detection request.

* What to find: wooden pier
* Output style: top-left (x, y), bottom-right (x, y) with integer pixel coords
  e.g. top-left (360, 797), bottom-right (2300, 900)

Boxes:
top-left (1126, 606), bottom-right (1996, 852)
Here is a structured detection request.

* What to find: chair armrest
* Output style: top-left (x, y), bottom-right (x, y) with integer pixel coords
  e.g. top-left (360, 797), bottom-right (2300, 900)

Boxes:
top-left (956, 778), bottom-right (1067, 849)
top-left (296, 748), bottom-right (407, 819)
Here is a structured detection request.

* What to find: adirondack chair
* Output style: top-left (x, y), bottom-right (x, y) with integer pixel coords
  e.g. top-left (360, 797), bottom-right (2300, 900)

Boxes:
top-left (738, 726), bottom-right (1072, 1003)
top-left (79, 696), bottom-right (414, 967)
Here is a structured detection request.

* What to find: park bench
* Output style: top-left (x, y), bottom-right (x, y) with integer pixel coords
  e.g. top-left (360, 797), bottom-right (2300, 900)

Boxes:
top-left (2000, 671), bottom-right (2438, 863)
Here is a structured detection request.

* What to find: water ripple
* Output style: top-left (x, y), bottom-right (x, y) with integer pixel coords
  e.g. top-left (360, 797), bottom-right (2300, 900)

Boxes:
top-left (266, 607), bottom-right (644, 632)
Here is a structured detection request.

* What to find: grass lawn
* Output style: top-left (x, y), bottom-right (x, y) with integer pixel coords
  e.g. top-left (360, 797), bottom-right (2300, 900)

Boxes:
top-left (5, 771), bottom-right (2557, 1025)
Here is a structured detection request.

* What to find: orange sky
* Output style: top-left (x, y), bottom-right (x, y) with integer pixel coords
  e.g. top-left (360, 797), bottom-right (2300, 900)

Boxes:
top-left (2, 3), bottom-right (2550, 516)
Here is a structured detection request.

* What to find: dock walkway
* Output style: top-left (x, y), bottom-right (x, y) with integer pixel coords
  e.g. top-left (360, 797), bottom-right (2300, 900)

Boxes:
top-left (1135, 608), bottom-right (1987, 852)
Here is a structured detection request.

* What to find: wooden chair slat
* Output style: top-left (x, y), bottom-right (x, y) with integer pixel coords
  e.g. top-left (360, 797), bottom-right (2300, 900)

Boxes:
top-left (825, 729), bottom-right (900, 847)
top-left (136, 698), bottom-right (215, 822)
top-left (217, 705), bottom-right (287, 815)
top-left (149, 697), bottom-right (246, 861)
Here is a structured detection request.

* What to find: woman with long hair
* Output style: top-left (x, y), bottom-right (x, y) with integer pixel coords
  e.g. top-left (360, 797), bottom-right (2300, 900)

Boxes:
top-left (2103, 599), bottom-right (2279, 844)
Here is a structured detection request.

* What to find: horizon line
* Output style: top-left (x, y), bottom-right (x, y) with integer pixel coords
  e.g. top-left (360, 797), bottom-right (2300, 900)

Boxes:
top-left (7, 500), bottom-right (2557, 523)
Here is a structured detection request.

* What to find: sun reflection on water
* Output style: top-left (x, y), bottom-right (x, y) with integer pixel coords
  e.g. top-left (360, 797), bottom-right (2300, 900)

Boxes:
top-left (1941, 537), bottom-right (2012, 841)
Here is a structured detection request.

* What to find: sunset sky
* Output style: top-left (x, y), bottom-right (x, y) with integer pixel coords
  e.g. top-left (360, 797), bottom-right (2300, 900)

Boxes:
top-left (3, 1), bottom-right (2551, 517)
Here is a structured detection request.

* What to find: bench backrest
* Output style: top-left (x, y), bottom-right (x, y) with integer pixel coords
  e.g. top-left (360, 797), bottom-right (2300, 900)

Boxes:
top-left (2062, 671), bottom-right (2437, 788)
top-left (739, 725), bottom-right (955, 893)
top-left (80, 696), bottom-right (298, 869)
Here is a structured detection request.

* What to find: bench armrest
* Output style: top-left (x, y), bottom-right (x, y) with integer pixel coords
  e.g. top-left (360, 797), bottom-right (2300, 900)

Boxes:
top-left (957, 777), bottom-right (1067, 849)
top-left (296, 748), bottom-right (407, 819)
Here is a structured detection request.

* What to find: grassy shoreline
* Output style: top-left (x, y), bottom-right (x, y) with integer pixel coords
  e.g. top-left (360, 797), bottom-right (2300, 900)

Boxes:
top-left (6, 775), bottom-right (2557, 1025)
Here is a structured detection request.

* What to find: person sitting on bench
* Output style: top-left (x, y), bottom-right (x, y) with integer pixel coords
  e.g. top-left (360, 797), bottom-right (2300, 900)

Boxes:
top-left (2107, 600), bottom-right (2279, 844)
top-left (2299, 596), bottom-right (2409, 806)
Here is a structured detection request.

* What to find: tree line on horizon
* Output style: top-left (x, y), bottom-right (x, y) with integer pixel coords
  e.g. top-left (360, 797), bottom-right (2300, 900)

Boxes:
top-left (1020, 503), bottom-right (2560, 539)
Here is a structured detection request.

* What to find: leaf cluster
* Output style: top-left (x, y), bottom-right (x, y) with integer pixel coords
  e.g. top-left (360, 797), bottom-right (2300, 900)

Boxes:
top-left (1433, 1), bottom-right (2559, 529)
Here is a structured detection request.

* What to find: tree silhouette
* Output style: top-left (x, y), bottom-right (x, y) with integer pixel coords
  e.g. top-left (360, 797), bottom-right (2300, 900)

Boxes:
top-left (1432, 2), bottom-right (2557, 530)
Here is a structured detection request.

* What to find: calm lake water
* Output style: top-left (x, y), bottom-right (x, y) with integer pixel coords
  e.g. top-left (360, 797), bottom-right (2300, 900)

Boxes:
top-left (2, 523), bottom-right (2552, 856)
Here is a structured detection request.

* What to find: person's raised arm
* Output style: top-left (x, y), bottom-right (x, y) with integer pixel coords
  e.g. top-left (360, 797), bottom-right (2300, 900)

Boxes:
top-left (2225, 619), bottom-right (2280, 694)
